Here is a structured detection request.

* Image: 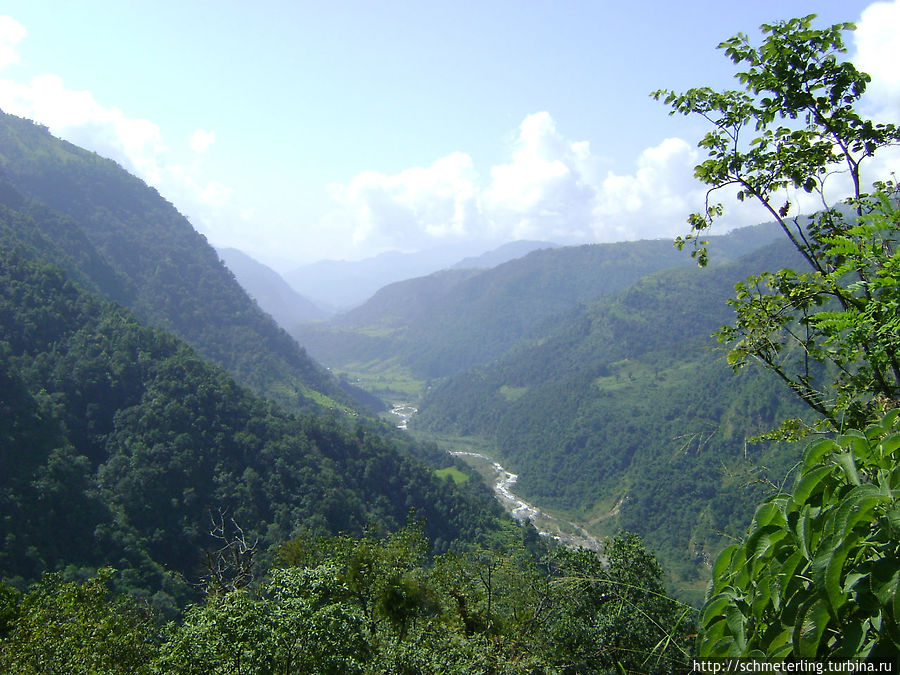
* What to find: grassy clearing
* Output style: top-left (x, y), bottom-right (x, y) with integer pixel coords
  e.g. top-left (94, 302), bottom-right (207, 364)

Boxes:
top-left (435, 466), bottom-right (469, 484)
top-left (498, 385), bottom-right (528, 401)
top-left (336, 359), bottom-right (426, 401)
top-left (408, 429), bottom-right (498, 455)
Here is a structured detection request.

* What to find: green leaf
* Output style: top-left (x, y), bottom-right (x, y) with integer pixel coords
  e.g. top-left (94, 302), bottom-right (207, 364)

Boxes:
top-left (701, 593), bottom-right (734, 629)
top-left (831, 485), bottom-right (888, 541)
top-left (793, 597), bottom-right (831, 657)
top-left (811, 534), bottom-right (856, 616)
top-left (869, 561), bottom-right (900, 608)
top-left (793, 464), bottom-right (837, 506)
top-left (750, 500), bottom-right (786, 530)
top-left (747, 524), bottom-right (788, 567)
top-left (833, 451), bottom-right (861, 486)
top-left (725, 604), bottom-right (748, 652)
top-left (779, 550), bottom-right (806, 600)
top-left (836, 621), bottom-right (866, 657)
top-left (792, 505), bottom-right (816, 561)
top-left (765, 627), bottom-right (793, 657)
top-left (712, 544), bottom-right (741, 587)
top-left (879, 432), bottom-right (900, 458)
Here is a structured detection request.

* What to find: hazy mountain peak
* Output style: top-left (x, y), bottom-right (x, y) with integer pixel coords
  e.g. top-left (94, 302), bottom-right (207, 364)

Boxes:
top-left (217, 247), bottom-right (330, 326)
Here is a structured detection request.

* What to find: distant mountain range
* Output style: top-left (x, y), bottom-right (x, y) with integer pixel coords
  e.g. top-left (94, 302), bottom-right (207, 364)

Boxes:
top-left (282, 240), bottom-right (556, 311)
top-left (450, 240), bottom-right (559, 269)
top-left (217, 247), bottom-right (329, 325)
top-left (290, 222), bottom-right (783, 388)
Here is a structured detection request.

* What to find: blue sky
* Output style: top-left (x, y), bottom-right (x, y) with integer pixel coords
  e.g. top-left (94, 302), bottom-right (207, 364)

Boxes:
top-left (0, 1), bottom-right (896, 267)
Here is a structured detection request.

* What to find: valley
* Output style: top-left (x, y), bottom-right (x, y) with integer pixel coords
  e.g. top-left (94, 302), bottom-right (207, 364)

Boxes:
top-left (295, 227), bottom-right (808, 595)
top-left (390, 403), bottom-right (602, 550)
top-left (3, 8), bottom-right (897, 665)
top-left (449, 450), bottom-right (602, 552)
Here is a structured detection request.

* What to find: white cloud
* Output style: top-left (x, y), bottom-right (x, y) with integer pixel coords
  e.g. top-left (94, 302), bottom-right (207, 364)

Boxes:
top-left (0, 73), bottom-right (167, 183)
top-left (854, 0), bottom-right (900, 120)
top-left (0, 16), bottom-right (25, 69)
top-left (594, 137), bottom-right (704, 240)
top-left (482, 111), bottom-right (599, 241)
top-left (328, 112), bottom-right (719, 251)
top-left (190, 128), bottom-right (216, 153)
top-left (0, 22), bottom-right (233, 240)
top-left (329, 151), bottom-right (480, 251)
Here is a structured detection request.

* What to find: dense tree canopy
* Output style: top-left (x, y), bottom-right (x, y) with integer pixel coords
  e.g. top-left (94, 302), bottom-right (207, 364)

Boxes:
top-left (0, 529), bottom-right (693, 673)
top-left (0, 247), bottom-right (505, 608)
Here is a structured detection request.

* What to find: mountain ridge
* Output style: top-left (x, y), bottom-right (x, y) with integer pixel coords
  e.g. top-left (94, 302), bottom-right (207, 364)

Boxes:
top-left (0, 110), bottom-right (345, 411)
top-left (290, 221), bottom-right (784, 390)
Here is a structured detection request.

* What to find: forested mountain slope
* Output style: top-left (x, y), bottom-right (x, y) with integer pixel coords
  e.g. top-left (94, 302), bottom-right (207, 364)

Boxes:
top-left (0, 110), bottom-right (344, 410)
top-left (0, 247), bottom-right (504, 609)
top-left (414, 239), bottom-right (811, 585)
top-left (217, 247), bottom-right (328, 326)
top-left (292, 223), bottom-right (783, 385)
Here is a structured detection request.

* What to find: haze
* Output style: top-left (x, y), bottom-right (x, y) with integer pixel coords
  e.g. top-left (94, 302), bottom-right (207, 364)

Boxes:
top-left (0, 0), bottom-right (896, 269)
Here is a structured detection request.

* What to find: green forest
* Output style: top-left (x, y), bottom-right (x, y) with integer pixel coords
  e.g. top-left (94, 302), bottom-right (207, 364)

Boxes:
top-left (412, 239), bottom-right (813, 589)
top-left (2, 12), bottom-right (900, 671)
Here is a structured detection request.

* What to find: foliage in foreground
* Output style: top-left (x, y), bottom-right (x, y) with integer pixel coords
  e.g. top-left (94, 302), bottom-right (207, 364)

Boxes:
top-left (658, 13), bottom-right (900, 660)
top-left (699, 411), bottom-right (900, 657)
top-left (0, 528), bottom-right (694, 674)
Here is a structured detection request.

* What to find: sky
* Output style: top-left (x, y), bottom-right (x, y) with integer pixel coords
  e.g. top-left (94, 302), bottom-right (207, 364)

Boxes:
top-left (0, 1), bottom-right (897, 269)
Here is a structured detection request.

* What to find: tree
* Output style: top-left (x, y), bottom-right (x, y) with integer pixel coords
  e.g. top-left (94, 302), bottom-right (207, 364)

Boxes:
top-left (656, 15), bottom-right (900, 658)
top-left (654, 14), bottom-right (900, 432)
top-left (543, 534), bottom-right (694, 673)
top-left (0, 569), bottom-right (158, 674)
top-left (155, 566), bottom-right (370, 675)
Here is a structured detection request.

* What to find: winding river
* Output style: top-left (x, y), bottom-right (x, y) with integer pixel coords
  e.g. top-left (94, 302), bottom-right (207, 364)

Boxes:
top-left (389, 404), bottom-right (601, 551)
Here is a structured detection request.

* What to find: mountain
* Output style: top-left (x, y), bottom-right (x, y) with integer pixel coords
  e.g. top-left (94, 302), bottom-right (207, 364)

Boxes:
top-left (0, 113), bottom-right (508, 605)
top-left (413, 239), bottom-right (810, 590)
top-left (290, 223), bottom-right (783, 393)
top-left (283, 240), bottom-right (555, 311)
top-left (0, 111), bottom-right (344, 411)
top-left (450, 240), bottom-right (558, 269)
top-left (0, 246), bottom-right (504, 607)
top-left (217, 247), bottom-right (328, 326)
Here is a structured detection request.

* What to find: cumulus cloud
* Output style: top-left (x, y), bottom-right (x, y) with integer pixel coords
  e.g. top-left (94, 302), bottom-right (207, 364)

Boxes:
top-left (854, 0), bottom-right (900, 120)
top-left (0, 16), bottom-right (25, 68)
top-left (190, 128), bottom-right (216, 153)
top-left (0, 73), bottom-right (167, 183)
top-left (482, 112), bottom-right (599, 241)
top-left (328, 111), bottom-right (724, 251)
top-left (593, 137), bottom-right (705, 240)
top-left (329, 151), bottom-right (480, 251)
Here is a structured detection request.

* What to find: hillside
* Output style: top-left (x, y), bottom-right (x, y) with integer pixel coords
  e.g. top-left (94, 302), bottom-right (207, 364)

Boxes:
top-left (291, 222), bottom-right (783, 395)
top-left (0, 111), bottom-right (345, 411)
top-left (217, 247), bottom-right (328, 327)
top-left (0, 246), bottom-right (505, 608)
top-left (414, 239), bottom-right (811, 588)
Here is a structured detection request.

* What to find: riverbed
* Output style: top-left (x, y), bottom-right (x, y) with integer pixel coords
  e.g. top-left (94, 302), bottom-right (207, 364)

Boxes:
top-left (388, 403), bottom-right (600, 550)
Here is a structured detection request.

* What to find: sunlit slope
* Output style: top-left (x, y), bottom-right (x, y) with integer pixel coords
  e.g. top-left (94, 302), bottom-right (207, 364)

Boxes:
top-left (0, 110), bottom-right (345, 410)
top-left (292, 223), bottom-right (782, 389)
top-left (415, 239), bottom-right (811, 582)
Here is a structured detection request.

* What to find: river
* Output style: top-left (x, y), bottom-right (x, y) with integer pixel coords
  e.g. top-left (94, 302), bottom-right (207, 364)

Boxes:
top-left (389, 403), bottom-right (601, 551)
